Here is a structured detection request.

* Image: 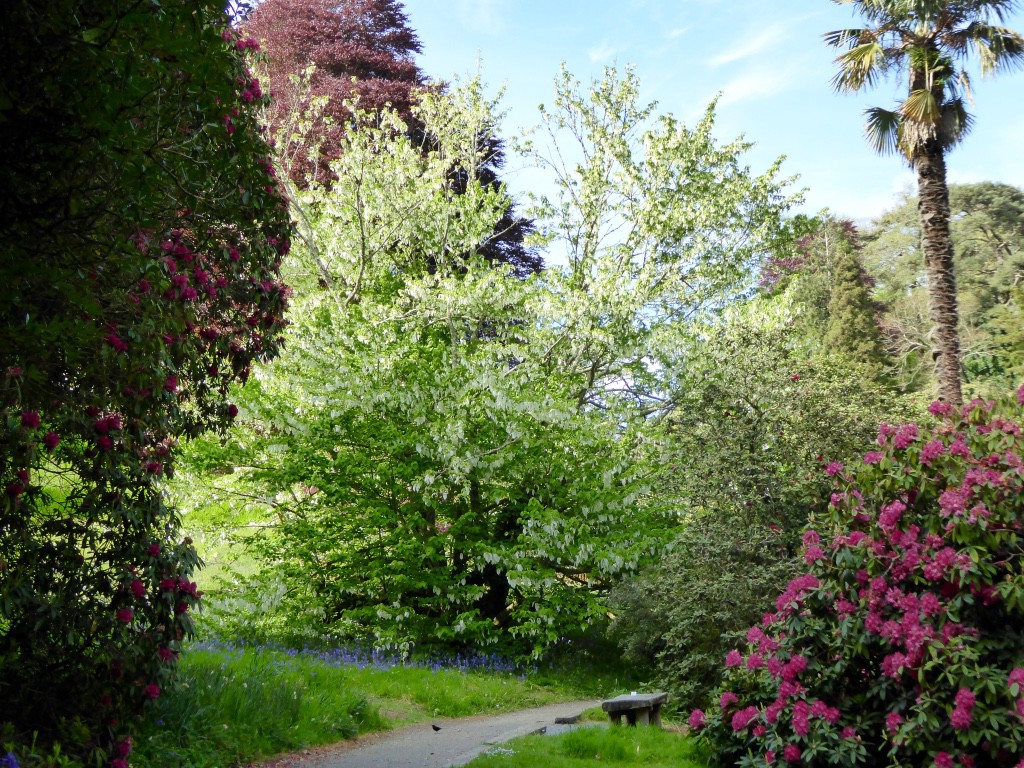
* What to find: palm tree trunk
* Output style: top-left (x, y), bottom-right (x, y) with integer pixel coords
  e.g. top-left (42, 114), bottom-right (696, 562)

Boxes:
top-left (914, 141), bottom-right (963, 406)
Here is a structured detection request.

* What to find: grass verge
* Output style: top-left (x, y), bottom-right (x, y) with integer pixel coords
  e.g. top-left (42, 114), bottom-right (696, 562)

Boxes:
top-left (463, 726), bottom-right (711, 768)
top-left (130, 643), bottom-right (610, 768)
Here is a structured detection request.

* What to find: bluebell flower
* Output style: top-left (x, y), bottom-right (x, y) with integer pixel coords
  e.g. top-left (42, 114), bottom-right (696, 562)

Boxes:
top-left (2, 751), bottom-right (21, 768)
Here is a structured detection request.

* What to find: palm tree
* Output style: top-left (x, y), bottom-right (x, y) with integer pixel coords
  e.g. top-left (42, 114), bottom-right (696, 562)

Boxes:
top-left (825, 0), bottom-right (1024, 405)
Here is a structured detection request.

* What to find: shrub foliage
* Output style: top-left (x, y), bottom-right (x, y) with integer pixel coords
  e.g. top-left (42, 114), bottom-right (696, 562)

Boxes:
top-left (692, 389), bottom-right (1024, 767)
top-left (0, 0), bottom-right (291, 761)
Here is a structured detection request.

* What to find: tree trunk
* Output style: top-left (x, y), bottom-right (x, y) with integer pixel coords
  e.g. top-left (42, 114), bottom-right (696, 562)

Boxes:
top-left (914, 141), bottom-right (963, 406)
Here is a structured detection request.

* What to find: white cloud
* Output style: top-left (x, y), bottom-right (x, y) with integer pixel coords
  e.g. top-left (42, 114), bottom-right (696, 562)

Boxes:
top-left (667, 26), bottom-right (689, 39)
top-left (455, 0), bottom-right (506, 35)
top-left (588, 41), bottom-right (619, 63)
top-left (717, 69), bottom-right (786, 107)
top-left (711, 25), bottom-right (783, 66)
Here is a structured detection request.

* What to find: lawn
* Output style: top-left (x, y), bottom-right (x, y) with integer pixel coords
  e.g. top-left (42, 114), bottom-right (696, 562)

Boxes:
top-left (464, 725), bottom-right (711, 768)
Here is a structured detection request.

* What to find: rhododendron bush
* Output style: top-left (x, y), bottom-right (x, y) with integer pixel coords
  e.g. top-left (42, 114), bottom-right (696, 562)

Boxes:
top-left (691, 390), bottom-right (1024, 767)
top-left (0, 0), bottom-right (291, 761)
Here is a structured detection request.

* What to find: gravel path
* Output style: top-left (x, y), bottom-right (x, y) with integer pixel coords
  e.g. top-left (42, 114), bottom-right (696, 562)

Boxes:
top-left (254, 699), bottom-right (600, 768)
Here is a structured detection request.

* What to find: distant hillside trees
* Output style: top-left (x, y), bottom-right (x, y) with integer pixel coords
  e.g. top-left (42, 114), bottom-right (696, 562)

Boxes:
top-left (861, 182), bottom-right (1024, 396)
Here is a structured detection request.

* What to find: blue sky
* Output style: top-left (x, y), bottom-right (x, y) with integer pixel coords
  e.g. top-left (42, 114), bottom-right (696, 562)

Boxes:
top-left (402, 0), bottom-right (1024, 223)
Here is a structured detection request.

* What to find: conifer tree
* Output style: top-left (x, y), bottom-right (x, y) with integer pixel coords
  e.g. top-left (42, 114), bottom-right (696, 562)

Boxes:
top-left (824, 237), bottom-right (889, 374)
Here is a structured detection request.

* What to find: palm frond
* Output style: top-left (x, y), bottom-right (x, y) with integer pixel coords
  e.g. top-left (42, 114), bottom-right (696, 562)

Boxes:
top-left (956, 67), bottom-right (975, 105)
top-left (938, 97), bottom-right (975, 148)
top-left (982, 26), bottom-right (1024, 72)
top-left (899, 88), bottom-right (941, 123)
top-left (831, 42), bottom-right (887, 91)
top-left (823, 27), bottom-right (869, 49)
top-left (863, 106), bottom-right (902, 155)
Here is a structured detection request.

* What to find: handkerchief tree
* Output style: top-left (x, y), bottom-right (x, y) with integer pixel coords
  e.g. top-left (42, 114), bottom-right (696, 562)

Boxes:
top-left (182, 68), bottom-right (796, 655)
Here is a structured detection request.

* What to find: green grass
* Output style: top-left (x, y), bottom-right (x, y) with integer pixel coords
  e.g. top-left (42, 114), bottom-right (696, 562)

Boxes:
top-left (130, 644), bottom-right (606, 768)
top-left (464, 726), bottom-right (712, 768)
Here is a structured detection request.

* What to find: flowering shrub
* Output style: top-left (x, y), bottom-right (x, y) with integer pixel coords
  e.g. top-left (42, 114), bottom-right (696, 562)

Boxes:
top-left (691, 389), bottom-right (1024, 767)
top-left (0, 0), bottom-right (291, 762)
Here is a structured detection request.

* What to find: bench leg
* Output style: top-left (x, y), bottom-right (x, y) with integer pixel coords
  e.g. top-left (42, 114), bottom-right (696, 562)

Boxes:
top-left (636, 708), bottom-right (650, 726)
top-left (609, 712), bottom-right (623, 726)
top-left (651, 704), bottom-right (662, 728)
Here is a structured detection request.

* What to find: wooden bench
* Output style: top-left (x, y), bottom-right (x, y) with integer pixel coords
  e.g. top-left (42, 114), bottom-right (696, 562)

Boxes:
top-left (601, 692), bottom-right (669, 726)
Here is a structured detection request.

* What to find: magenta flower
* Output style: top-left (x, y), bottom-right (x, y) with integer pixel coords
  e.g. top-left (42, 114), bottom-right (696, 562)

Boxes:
top-left (20, 411), bottom-right (40, 429)
top-left (731, 706), bottom-right (759, 732)
top-left (893, 423), bottom-right (919, 449)
top-left (116, 608), bottom-right (133, 624)
top-left (919, 439), bottom-right (946, 465)
top-left (840, 726), bottom-right (857, 740)
top-left (1009, 668), bottom-right (1024, 694)
top-left (720, 691), bottom-right (738, 710)
top-left (129, 580), bottom-right (145, 599)
top-left (147, 543), bottom-right (161, 556)
top-left (43, 432), bottom-right (60, 451)
top-left (825, 461), bottom-right (843, 477)
top-left (725, 649), bottom-right (742, 667)
top-left (934, 753), bottom-right (954, 768)
top-left (687, 709), bottom-right (706, 730)
top-left (143, 683), bottom-right (161, 700)
top-left (885, 711), bottom-right (903, 733)
top-left (864, 451), bottom-right (884, 465)
top-left (783, 744), bottom-right (801, 764)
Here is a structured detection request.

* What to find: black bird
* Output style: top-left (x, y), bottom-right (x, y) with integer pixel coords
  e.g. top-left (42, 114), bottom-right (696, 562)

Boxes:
top-left (431, 724), bottom-right (442, 732)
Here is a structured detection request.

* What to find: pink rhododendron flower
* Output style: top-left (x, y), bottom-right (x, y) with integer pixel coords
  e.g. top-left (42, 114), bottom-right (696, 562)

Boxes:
top-left (20, 411), bottom-right (40, 429)
top-left (1009, 668), bottom-right (1024, 693)
top-left (43, 432), bottom-right (60, 451)
top-left (804, 546), bottom-right (825, 564)
top-left (783, 744), bottom-right (801, 764)
top-left (116, 608), bottom-right (133, 624)
top-left (919, 439), bottom-right (946, 465)
top-left (864, 451), bottom-right (884, 465)
top-left (934, 753), bottom-right (954, 768)
top-left (143, 683), bottom-right (161, 699)
top-left (687, 709), bottom-right (706, 730)
top-left (731, 706), bottom-right (759, 732)
top-left (929, 400), bottom-right (955, 417)
top-left (825, 461), bottom-right (843, 476)
top-left (840, 726), bottom-right (856, 740)
top-left (893, 423), bottom-right (919, 449)
top-left (129, 580), bottom-right (145, 599)
top-left (725, 649), bottom-right (742, 667)
top-left (720, 691), bottom-right (738, 709)
top-left (885, 711), bottom-right (903, 733)
top-left (879, 500), bottom-right (906, 532)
